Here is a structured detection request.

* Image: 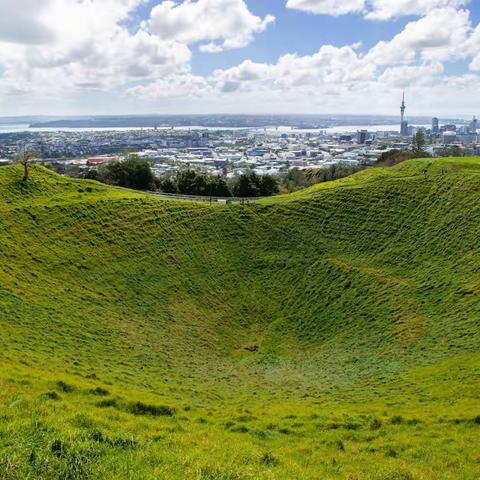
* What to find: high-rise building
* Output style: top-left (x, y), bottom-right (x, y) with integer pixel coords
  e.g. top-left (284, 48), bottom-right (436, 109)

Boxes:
top-left (357, 130), bottom-right (368, 144)
top-left (469, 116), bottom-right (478, 134)
top-left (443, 131), bottom-right (457, 144)
top-left (432, 117), bottom-right (439, 134)
top-left (400, 92), bottom-right (408, 136)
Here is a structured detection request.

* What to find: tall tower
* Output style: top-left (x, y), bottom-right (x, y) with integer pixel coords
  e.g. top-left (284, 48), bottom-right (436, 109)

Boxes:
top-left (400, 91), bottom-right (408, 136)
top-left (469, 116), bottom-right (477, 134)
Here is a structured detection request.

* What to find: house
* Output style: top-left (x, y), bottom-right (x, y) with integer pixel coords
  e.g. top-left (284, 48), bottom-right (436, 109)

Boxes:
top-left (87, 156), bottom-right (120, 166)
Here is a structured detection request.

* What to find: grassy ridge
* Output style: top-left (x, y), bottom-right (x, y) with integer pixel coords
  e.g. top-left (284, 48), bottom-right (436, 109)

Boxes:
top-left (0, 160), bottom-right (479, 479)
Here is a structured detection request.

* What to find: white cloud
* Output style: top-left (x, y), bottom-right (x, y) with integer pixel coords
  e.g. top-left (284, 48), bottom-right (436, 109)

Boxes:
top-left (0, 1), bottom-right (54, 44)
top-left (0, 0), bottom-right (191, 99)
top-left (365, 8), bottom-right (472, 65)
top-left (285, 0), bottom-right (365, 16)
top-left (378, 62), bottom-right (444, 87)
top-left (212, 45), bottom-right (375, 94)
top-left (0, 0), bottom-right (479, 116)
top-left (147, 0), bottom-right (275, 52)
top-left (0, 0), bottom-right (275, 108)
top-left (465, 24), bottom-right (480, 70)
top-left (126, 74), bottom-right (212, 99)
top-left (286, 0), bottom-right (470, 19)
top-left (365, 0), bottom-right (470, 20)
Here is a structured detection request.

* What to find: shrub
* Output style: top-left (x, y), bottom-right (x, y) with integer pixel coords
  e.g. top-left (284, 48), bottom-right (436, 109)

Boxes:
top-left (391, 415), bottom-right (404, 425)
top-left (370, 419), bottom-right (382, 431)
top-left (88, 430), bottom-right (105, 443)
top-left (235, 415), bottom-right (255, 422)
top-left (231, 425), bottom-right (249, 433)
top-left (406, 419), bottom-right (421, 426)
top-left (89, 387), bottom-right (109, 396)
top-left (127, 401), bottom-right (176, 417)
top-left (336, 439), bottom-right (345, 451)
top-left (57, 381), bottom-right (75, 393)
top-left (109, 437), bottom-right (137, 449)
top-left (96, 399), bottom-right (117, 408)
top-left (42, 391), bottom-right (60, 400)
top-left (51, 439), bottom-right (66, 458)
top-left (87, 430), bottom-right (137, 449)
top-left (261, 451), bottom-right (279, 466)
top-left (385, 447), bottom-right (398, 458)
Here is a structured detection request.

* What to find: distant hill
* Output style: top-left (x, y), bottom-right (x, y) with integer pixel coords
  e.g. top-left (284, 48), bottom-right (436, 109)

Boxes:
top-left (0, 158), bottom-right (479, 480)
top-left (27, 113), bottom-right (435, 129)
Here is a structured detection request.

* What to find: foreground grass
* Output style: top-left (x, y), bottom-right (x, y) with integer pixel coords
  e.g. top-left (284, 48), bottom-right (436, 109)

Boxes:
top-left (0, 160), bottom-right (479, 479)
top-left (1, 358), bottom-right (479, 480)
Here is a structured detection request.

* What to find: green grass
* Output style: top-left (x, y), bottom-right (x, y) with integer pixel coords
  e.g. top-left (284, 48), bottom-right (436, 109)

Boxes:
top-left (0, 159), bottom-right (479, 479)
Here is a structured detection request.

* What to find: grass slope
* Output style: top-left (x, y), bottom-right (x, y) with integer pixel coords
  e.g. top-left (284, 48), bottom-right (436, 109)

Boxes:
top-left (0, 159), bottom-right (479, 480)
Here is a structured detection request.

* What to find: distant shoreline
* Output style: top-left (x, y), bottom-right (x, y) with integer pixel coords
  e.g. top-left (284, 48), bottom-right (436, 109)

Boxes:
top-left (0, 123), bottom-right (432, 135)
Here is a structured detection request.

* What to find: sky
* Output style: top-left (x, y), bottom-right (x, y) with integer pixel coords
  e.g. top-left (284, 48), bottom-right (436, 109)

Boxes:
top-left (0, 0), bottom-right (479, 117)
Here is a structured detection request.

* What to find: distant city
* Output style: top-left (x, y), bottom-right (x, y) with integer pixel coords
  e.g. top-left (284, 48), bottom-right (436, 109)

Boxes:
top-left (0, 104), bottom-right (478, 181)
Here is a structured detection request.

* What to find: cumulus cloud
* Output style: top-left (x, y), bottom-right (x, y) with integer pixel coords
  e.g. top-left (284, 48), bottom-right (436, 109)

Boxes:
top-left (126, 74), bottom-right (212, 99)
top-left (0, 0), bottom-right (275, 104)
top-left (0, 0), bottom-right (191, 98)
top-left (0, 1), bottom-right (55, 44)
top-left (286, 0), bottom-right (470, 19)
top-left (212, 45), bottom-right (375, 94)
top-left (147, 0), bottom-right (275, 52)
top-left (285, 0), bottom-right (365, 16)
top-left (378, 62), bottom-right (444, 87)
top-left (365, 8), bottom-right (472, 65)
top-left (365, 0), bottom-right (470, 20)
top-left (465, 24), bottom-right (480, 71)
top-left (0, 0), bottom-right (479, 115)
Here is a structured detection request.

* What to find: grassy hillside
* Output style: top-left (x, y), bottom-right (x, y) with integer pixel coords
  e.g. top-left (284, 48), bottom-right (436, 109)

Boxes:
top-left (0, 159), bottom-right (479, 480)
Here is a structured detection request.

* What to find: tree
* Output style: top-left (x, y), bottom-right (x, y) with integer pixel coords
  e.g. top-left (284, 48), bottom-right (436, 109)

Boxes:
top-left (103, 155), bottom-right (156, 191)
top-left (159, 177), bottom-right (177, 194)
top-left (160, 170), bottom-right (278, 198)
top-left (207, 176), bottom-right (232, 197)
top-left (15, 150), bottom-right (38, 182)
top-left (85, 169), bottom-right (99, 181)
top-left (283, 168), bottom-right (305, 192)
top-left (412, 131), bottom-right (428, 156)
top-left (176, 169), bottom-right (201, 195)
top-left (257, 175), bottom-right (279, 196)
top-left (233, 173), bottom-right (260, 197)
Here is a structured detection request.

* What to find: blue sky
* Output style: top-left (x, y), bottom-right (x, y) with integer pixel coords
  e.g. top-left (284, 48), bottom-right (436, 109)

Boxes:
top-left (0, 0), bottom-right (479, 116)
top-left (190, 1), bottom-right (480, 76)
top-left (192, 2), bottom-right (409, 73)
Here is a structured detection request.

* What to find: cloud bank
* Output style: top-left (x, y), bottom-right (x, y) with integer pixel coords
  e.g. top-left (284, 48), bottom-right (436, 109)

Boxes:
top-left (0, 0), bottom-right (479, 115)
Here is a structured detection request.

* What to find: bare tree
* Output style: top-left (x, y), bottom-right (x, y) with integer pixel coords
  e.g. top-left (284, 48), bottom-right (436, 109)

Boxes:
top-left (15, 151), bottom-right (38, 182)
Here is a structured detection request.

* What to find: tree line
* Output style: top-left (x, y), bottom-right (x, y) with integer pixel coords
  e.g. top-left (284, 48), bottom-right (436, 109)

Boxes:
top-left (87, 155), bottom-right (367, 197)
top-left (86, 155), bottom-right (280, 197)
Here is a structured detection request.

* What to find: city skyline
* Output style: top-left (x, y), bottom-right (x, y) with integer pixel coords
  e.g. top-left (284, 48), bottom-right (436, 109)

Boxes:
top-left (0, 1), bottom-right (480, 117)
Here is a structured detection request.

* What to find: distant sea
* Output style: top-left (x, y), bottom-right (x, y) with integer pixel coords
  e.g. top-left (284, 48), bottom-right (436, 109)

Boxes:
top-left (0, 123), bottom-right (429, 135)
